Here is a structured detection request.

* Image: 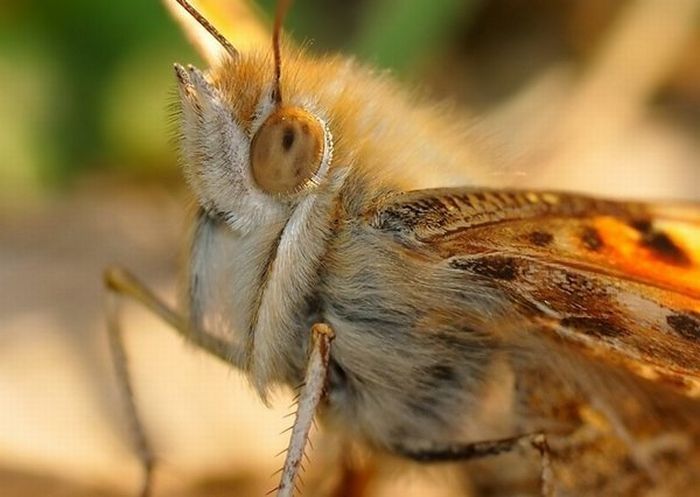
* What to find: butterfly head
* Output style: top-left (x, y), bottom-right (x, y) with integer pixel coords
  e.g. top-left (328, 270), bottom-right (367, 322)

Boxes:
top-left (173, 0), bottom-right (336, 235)
top-left (172, 0), bottom-right (476, 240)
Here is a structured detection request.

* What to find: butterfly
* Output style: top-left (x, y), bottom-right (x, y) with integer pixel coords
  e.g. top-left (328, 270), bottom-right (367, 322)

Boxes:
top-left (105, 1), bottom-right (700, 496)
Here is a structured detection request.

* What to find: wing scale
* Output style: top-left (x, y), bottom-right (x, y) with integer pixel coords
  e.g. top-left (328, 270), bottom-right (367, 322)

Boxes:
top-left (371, 189), bottom-right (700, 397)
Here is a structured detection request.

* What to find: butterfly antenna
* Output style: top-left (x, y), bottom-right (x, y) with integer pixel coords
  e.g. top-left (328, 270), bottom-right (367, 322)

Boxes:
top-left (174, 0), bottom-right (238, 58)
top-left (272, 0), bottom-right (292, 104)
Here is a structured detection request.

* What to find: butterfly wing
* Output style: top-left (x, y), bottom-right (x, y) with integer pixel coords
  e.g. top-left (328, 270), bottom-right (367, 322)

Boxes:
top-left (164, 0), bottom-right (269, 65)
top-left (370, 189), bottom-right (700, 397)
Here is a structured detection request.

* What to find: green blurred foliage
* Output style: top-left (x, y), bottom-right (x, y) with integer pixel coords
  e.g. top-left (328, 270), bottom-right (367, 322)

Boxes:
top-left (0, 0), bottom-right (196, 196)
top-left (354, 0), bottom-right (479, 74)
top-left (0, 0), bottom-right (475, 198)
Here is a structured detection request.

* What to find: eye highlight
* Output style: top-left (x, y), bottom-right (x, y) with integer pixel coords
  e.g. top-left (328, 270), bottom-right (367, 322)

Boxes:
top-left (250, 107), bottom-right (329, 195)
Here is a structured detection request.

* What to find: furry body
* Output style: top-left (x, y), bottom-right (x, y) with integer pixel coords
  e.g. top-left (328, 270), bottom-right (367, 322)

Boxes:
top-left (175, 45), bottom-right (700, 495)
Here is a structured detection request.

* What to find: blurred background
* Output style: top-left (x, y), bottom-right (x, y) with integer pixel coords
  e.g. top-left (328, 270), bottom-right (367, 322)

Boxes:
top-left (0, 0), bottom-right (698, 496)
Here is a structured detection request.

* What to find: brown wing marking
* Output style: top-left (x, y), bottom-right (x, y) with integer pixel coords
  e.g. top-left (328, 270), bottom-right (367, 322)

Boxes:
top-left (371, 188), bottom-right (700, 397)
top-left (480, 254), bottom-right (700, 398)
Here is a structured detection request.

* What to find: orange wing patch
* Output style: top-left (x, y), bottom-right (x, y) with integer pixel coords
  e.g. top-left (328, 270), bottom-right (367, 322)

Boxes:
top-left (372, 189), bottom-right (700, 397)
top-left (591, 216), bottom-right (700, 299)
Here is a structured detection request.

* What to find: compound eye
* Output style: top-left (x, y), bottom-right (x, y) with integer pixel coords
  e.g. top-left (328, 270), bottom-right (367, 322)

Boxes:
top-left (250, 107), bottom-right (326, 195)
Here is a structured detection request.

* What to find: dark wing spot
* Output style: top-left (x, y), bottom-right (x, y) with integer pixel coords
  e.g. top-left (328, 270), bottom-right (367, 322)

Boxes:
top-left (560, 317), bottom-right (626, 338)
top-left (667, 313), bottom-right (700, 340)
top-left (450, 256), bottom-right (518, 281)
top-left (374, 200), bottom-right (453, 234)
top-left (642, 231), bottom-right (690, 266)
top-left (631, 219), bottom-right (690, 266)
top-left (581, 226), bottom-right (604, 251)
top-left (630, 218), bottom-right (653, 233)
top-left (528, 231), bottom-right (553, 246)
top-left (282, 126), bottom-right (295, 151)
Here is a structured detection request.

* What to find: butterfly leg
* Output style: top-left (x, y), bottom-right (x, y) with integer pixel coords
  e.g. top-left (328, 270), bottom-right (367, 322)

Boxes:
top-left (103, 266), bottom-right (241, 497)
top-left (396, 432), bottom-right (553, 497)
top-left (275, 323), bottom-right (335, 497)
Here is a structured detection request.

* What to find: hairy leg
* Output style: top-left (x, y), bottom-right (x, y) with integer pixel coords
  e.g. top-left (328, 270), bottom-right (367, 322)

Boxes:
top-left (103, 266), bottom-right (242, 497)
top-left (395, 433), bottom-right (553, 497)
top-left (275, 323), bottom-right (335, 497)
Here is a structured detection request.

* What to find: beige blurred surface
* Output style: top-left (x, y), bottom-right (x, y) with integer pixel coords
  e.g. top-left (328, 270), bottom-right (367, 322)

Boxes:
top-left (0, 182), bottom-right (295, 495)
